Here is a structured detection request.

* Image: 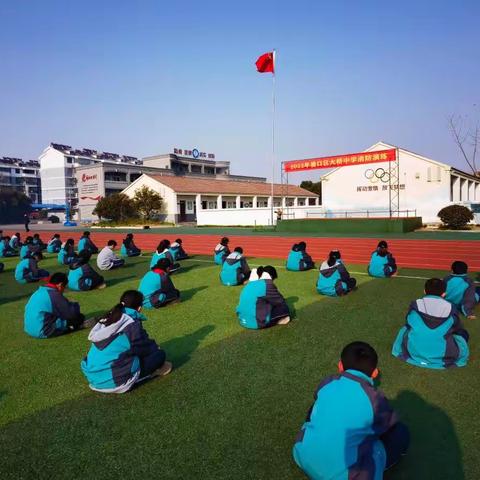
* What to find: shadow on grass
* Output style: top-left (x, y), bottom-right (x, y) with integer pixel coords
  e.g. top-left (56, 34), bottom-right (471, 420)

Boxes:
top-left (178, 262), bottom-right (213, 274)
top-left (106, 275), bottom-right (139, 287)
top-left (285, 296), bottom-right (299, 319)
top-left (162, 324), bottom-right (215, 368)
top-left (0, 293), bottom-right (30, 306)
top-left (181, 285), bottom-right (209, 302)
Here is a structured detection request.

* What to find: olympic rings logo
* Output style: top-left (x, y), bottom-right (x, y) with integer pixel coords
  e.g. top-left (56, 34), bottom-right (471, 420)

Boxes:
top-left (364, 168), bottom-right (390, 184)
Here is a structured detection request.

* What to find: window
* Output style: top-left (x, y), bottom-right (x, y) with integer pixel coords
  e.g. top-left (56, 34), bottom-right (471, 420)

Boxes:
top-left (186, 201), bottom-right (194, 212)
top-left (105, 171), bottom-right (127, 182)
top-left (204, 167), bottom-right (214, 175)
top-left (208, 201), bottom-right (217, 209)
top-left (308, 198), bottom-right (316, 206)
top-left (105, 188), bottom-right (123, 196)
top-left (66, 157), bottom-right (74, 164)
top-left (297, 198), bottom-right (306, 206)
top-left (129, 173), bottom-right (142, 182)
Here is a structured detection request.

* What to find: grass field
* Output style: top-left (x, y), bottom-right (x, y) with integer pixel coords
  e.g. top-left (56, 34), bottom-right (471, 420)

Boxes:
top-left (0, 253), bottom-right (479, 479)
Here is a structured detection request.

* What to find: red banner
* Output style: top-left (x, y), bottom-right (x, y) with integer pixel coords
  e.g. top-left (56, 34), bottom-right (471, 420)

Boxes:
top-left (284, 148), bottom-right (396, 173)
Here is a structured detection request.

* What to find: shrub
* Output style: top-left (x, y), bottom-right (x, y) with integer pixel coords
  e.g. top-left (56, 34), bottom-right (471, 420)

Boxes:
top-left (133, 186), bottom-right (165, 221)
top-left (93, 194), bottom-right (137, 221)
top-left (437, 204), bottom-right (474, 230)
top-left (48, 215), bottom-right (60, 224)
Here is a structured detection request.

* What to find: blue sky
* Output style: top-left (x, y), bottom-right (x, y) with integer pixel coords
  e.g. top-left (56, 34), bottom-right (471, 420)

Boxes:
top-left (1, 1), bottom-right (479, 182)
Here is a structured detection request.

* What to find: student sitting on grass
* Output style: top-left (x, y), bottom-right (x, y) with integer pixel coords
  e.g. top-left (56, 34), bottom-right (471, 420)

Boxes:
top-left (68, 251), bottom-right (106, 291)
top-left (20, 236), bottom-right (41, 259)
top-left (286, 241), bottom-right (315, 271)
top-left (138, 258), bottom-right (180, 308)
top-left (170, 238), bottom-right (188, 261)
top-left (24, 272), bottom-right (91, 338)
top-left (47, 234), bottom-right (62, 253)
top-left (220, 247), bottom-right (250, 286)
top-left (58, 238), bottom-right (78, 265)
top-left (293, 341), bottom-right (410, 480)
top-left (14, 251), bottom-right (50, 284)
top-left (214, 237), bottom-right (230, 265)
top-left (368, 240), bottom-right (397, 278)
top-left (81, 290), bottom-right (172, 393)
top-left (120, 233), bottom-right (142, 257)
top-left (78, 231), bottom-right (99, 254)
top-left (236, 266), bottom-right (290, 329)
top-left (317, 250), bottom-right (357, 296)
top-left (9, 232), bottom-right (21, 251)
top-left (444, 260), bottom-right (480, 319)
top-left (97, 240), bottom-right (125, 271)
top-left (392, 278), bottom-right (469, 369)
top-left (0, 236), bottom-right (17, 257)
top-left (150, 239), bottom-right (180, 272)
top-left (32, 233), bottom-right (47, 251)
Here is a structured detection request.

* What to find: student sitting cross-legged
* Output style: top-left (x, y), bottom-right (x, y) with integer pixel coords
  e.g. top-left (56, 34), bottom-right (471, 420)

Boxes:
top-left (150, 239), bottom-right (180, 272)
top-left (47, 234), bottom-right (62, 253)
top-left (317, 250), bottom-right (357, 296)
top-left (9, 232), bottom-right (22, 251)
top-left (32, 233), bottom-right (47, 251)
top-left (81, 290), bottom-right (172, 393)
top-left (368, 240), bottom-right (397, 278)
top-left (169, 238), bottom-right (189, 261)
top-left (220, 247), bottom-right (251, 286)
top-left (214, 237), bottom-right (230, 265)
top-left (20, 236), bottom-right (41, 259)
top-left (0, 236), bottom-right (17, 257)
top-left (68, 250), bottom-right (106, 291)
top-left (293, 342), bottom-right (410, 480)
top-left (444, 260), bottom-right (480, 319)
top-left (392, 278), bottom-right (469, 369)
top-left (286, 241), bottom-right (315, 271)
top-left (78, 231), bottom-right (99, 255)
top-left (24, 272), bottom-right (91, 338)
top-left (58, 238), bottom-right (78, 265)
top-left (97, 240), bottom-right (125, 271)
top-left (120, 233), bottom-right (142, 257)
top-left (236, 266), bottom-right (290, 329)
top-left (138, 258), bottom-right (180, 308)
top-left (14, 251), bottom-right (50, 284)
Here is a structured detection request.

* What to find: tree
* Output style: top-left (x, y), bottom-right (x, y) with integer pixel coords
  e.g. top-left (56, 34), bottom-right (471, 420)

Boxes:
top-left (437, 204), bottom-right (474, 230)
top-left (133, 186), bottom-right (165, 220)
top-left (0, 188), bottom-right (32, 223)
top-left (300, 180), bottom-right (322, 196)
top-left (93, 193), bottom-right (137, 221)
top-left (448, 113), bottom-right (479, 176)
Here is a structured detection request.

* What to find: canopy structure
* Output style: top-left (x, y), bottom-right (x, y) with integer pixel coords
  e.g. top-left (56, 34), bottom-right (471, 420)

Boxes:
top-left (30, 203), bottom-right (77, 227)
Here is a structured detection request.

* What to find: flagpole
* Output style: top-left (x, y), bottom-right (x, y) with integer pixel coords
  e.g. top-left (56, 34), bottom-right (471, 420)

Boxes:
top-left (271, 49), bottom-right (276, 227)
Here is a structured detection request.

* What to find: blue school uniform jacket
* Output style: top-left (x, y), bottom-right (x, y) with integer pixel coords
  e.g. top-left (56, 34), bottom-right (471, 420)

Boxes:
top-left (316, 261), bottom-right (353, 297)
top-left (149, 249), bottom-right (174, 269)
top-left (15, 258), bottom-right (39, 284)
top-left (293, 370), bottom-right (398, 480)
top-left (444, 274), bottom-right (479, 317)
top-left (0, 239), bottom-right (12, 257)
top-left (214, 244), bottom-right (230, 265)
top-left (20, 244), bottom-right (33, 259)
top-left (392, 295), bottom-right (469, 369)
top-left (236, 276), bottom-right (287, 329)
top-left (78, 236), bottom-right (97, 253)
top-left (68, 263), bottom-right (104, 291)
top-left (220, 252), bottom-right (249, 286)
top-left (138, 269), bottom-right (177, 308)
top-left (169, 243), bottom-right (187, 261)
top-left (81, 308), bottom-right (158, 393)
top-left (368, 250), bottom-right (397, 278)
top-left (58, 245), bottom-right (76, 265)
top-left (120, 239), bottom-right (140, 257)
top-left (24, 285), bottom-right (81, 338)
top-left (9, 237), bottom-right (20, 249)
top-left (47, 239), bottom-right (62, 253)
top-left (286, 247), bottom-right (314, 271)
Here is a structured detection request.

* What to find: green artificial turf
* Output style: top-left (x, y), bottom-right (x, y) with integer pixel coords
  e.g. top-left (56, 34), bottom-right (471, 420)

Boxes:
top-left (0, 254), bottom-right (478, 479)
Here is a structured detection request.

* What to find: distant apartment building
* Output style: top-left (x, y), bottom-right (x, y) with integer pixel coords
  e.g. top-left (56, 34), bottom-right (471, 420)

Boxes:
top-left (0, 157), bottom-right (41, 203)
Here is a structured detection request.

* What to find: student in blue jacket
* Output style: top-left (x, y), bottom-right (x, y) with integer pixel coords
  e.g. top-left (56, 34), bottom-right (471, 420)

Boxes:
top-left (368, 240), bottom-right (397, 278)
top-left (444, 260), bottom-right (480, 319)
top-left (0, 236), bottom-right (17, 257)
top-left (9, 232), bottom-right (22, 251)
top-left (78, 231), bottom-right (99, 254)
top-left (236, 266), bottom-right (290, 329)
top-left (58, 238), bottom-right (78, 265)
top-left (14, 251), bottom-right (50, 284)
top-left (19, 236), bottom-right (36, 259)
top-left (293, 342), bottom-right (409, 480)
top-left (220, 247), bottom-right (251, 286)
top-left (47, 234), bottom-right (62, 253)
top-left (214, 237), bottom-right (230, 265)
top-left (317, 251), bottom-right (357, 296)
top-left (81, 290), bottom-right (172, 393)
top-left (392, 278), bottom-right (469, 369)
top-left (150, 239), bottom-right (180, 272)
top-left (32, 233), bottom-right (47, 250)
top-left (170, 238), bottom-right (188, 261)
top-left (286, 241), bottom-right (315, 271)
top-left (68, 251), bottom-right (106, 291)
top-left (120, 233), bottom-right (142, 257)
top-left (24, 272), bottom-right (89, 338)
top-left (138, 258), bottom-right (180, 308)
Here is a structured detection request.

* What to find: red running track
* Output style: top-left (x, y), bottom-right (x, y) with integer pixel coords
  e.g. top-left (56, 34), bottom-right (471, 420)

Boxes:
top-left (6, 230), bottom-right (480, 271)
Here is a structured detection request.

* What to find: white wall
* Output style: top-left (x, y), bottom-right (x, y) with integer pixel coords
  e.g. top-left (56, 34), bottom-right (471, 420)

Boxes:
top-left (39, 147), bottom-right (68, 204)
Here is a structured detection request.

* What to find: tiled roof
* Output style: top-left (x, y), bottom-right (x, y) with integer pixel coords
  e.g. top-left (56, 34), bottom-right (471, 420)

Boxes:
top-left (147, 175), bottom-right (317, 197)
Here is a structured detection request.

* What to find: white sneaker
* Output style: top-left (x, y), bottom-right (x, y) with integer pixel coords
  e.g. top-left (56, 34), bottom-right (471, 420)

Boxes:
top-left (277, 316), bottom-right (291, 325)
top-left (157, 361), bottom-right (173, 377)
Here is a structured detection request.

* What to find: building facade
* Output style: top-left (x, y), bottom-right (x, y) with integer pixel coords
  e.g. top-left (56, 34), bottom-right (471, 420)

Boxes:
top-left (0, 157), bottom-right (41, 203)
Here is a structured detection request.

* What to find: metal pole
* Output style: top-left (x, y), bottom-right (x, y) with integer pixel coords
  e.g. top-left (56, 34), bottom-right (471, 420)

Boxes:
top-left (270, 49), bottom-right (276, 227)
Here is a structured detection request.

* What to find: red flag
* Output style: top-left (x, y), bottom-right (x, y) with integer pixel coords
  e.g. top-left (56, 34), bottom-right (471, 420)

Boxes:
top-left (255, 51), bottom-right (275, 73)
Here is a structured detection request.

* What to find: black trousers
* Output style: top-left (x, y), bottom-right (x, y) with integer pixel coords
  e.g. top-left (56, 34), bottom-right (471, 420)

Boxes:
top-left (381, 422), bottom-right (410, 469)
top-left (140, 348), bottom-right (166, 377)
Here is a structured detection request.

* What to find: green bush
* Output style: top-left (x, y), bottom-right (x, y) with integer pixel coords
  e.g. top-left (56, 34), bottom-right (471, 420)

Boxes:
top-left (437, 204), bottom-right (474, 230)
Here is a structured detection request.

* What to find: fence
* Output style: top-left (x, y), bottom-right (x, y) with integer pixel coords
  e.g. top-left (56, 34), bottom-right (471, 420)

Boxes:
top-left (305, 209), bottom-right (417, 219)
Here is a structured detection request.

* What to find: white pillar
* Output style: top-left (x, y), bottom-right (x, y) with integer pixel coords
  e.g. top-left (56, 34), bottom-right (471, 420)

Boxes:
top-left (195, 194), bottom-right (202, 212)
top-left (236, 195), bottom-right (241, 209)
top-left (293, 197), bottom-right (298, 207)
top-left (252, 196), bottom-right (257, 208)
top-left (282, 197), bottom-right (286, 208)
top-left (217, 194), bottom-right (222, 209)
top-left (268, 196), bottom-right (273, 208)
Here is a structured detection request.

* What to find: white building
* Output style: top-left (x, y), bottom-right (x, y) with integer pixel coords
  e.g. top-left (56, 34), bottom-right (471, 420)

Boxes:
top-left (0, 157), bottom-right (41, 203)
top-left (319, 141), bottom-right (480, 223)
top-left (121, 174), bottom-right (320, 225)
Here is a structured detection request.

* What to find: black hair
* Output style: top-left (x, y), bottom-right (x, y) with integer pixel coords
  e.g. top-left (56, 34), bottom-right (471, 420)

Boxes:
top-left (234, 246), bottom-right (243, 254)
top-left (451, 260), bottom-right (468, 275)
top-left (154, 257), bottom-right (171, 271)
top-left (33, 233), bottom-right (40, 238)
top-left (424, 278), bottom-right (446, 296)
top-left (107, 239), bottom-right (117, 247)
top-left (377, 240), bottom-right (388, 249)
top-left (49, 272), bottom-right (68, 286)
top-left (292, 243), bottom-right (298, 250)
top-left (65, 238), bottom-right (74, 247)
top-left (53, 234), bottom-right (60, 239)
top-left (25, 236), bottom-right (33, 244)
top-left (327, 251), bottom-right (339, 267)
top-left (341, 341), bottom-right (378, 376)
top-left (297, 241), bottom-right (306, 251)
top-left (331, 250), bottom-right (341, 260)
top-left (174, 238), bottom-right (182, 244)
top-left (101, 290), bottom-right (144, 326)
top-left (256, 265), bottom-right (278, 280)
top-left (83, 231), bottom-right (90, 236)
top-left (157, 239), bottom-right (171, 252)
top-left (126, 233), bottom-right (133, 240)
top-left (15, 232), bottom-right (20, 237)
top-left (220, 237), bottom-right (229, 246)
top-left (3, 236), bottom-right (10, 241)
top-left (377, 241), bottom-right (388, 257)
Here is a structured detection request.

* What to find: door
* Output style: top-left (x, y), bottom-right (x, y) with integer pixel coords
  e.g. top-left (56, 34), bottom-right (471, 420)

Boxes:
top-left (179, 201), bottom-right (187, 222)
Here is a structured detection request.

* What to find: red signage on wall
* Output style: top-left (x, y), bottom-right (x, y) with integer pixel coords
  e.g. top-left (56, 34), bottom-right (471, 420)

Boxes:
top-left (81, 173), bottom-right (98, 182)
top-left (283, 149), bottom-right (397, 173)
